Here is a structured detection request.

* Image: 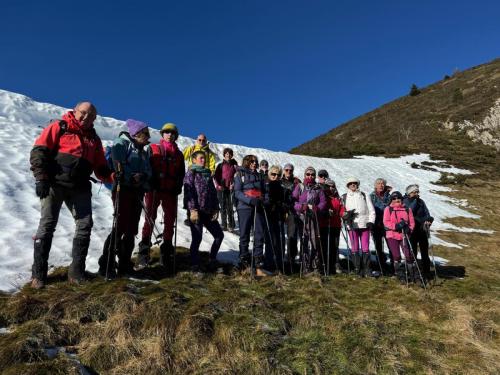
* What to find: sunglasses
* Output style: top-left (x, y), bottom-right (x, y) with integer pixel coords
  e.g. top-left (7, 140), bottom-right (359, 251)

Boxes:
top-left (284, 169), bottom-right (293, 172)
top-left (306, 173), bottom-right (315, 176)
top-left (270, 173), bottom-right (278, 177)
top-left (163, 130), bottom-right (175, 134)
top-left (197, 139), bottom-right (207, 142)
top-left (391, 197), bottom-right (401, 200)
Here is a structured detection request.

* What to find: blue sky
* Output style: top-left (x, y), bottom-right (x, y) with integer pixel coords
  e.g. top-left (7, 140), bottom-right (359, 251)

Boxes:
top-left (1, 0), bottom-right (499, 151)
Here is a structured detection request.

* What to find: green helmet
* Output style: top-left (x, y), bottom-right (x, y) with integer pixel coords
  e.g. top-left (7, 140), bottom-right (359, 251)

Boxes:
top-left (160, 123), bottom-right (179, 139)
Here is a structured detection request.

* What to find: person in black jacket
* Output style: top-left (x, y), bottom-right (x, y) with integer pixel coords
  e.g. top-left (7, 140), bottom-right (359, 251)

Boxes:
top-left (214, 148), bottom-right (238, 232)
top-left (403, 184), bottom-right (434, 278)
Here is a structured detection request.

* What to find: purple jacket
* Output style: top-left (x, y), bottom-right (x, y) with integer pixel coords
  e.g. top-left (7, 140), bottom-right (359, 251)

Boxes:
top-left (294, 183), bottom-right (327, 214)
top-left (183, 167), bottom-right (219, 212)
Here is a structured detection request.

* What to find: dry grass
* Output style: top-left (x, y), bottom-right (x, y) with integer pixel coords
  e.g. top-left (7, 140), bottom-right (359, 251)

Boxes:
top-left (0, 180), bottom-right (499, 374)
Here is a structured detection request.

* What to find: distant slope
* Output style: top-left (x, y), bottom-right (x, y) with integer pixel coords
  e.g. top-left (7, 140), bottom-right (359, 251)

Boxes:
top-left (291, 58), bottom-right (500, 177)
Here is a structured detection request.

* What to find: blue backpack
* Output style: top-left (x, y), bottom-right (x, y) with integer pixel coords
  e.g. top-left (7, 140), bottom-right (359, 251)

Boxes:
top-left (103, 144), bottom-right (133, 190)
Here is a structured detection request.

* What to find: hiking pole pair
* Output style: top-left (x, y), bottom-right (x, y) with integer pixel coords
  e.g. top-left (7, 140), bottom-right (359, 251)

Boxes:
top-left (105, 164), bottom-right (122, 281)
top-left (263, 208), bottom-right (281, 274)
top-left (404, 231), bottom-right (427, 290)
top-left (424, 225), bottom-right (439, 284)
top-left (312, 209), bottom-right (328, 277)
top-left (341, 222), bottom-right (351, 274)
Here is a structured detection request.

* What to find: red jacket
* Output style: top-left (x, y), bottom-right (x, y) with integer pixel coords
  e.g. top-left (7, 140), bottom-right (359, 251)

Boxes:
top-left (30, 111), bottom-right (110, 190)
top-left (149, 139), bottom-right (185, 194)
top-left (383, 203), bottom-right (415, 240)
top-left (319, 195), bottom-right (345, 228)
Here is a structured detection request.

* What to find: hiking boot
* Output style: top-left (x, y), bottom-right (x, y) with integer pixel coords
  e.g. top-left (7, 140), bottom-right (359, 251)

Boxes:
top-left (159, 241), bottom-right (175, 274)
top-left (362, 253), bottom-right (371, 277)
top-left (207, 259), bottom-right (218, 273)
top-left (255, 267), bottom-right (273, 277)
top-left (135, 240), bottom-right (151, 270)
top-left (32, 237), bottom-right (52, 282)
top-left (68, 275), bottom-right (87, 285)
top-left (335, 263), bottom-right (343, 274)
top-left (31, 278), bottom-right (45, 289)
top-left (352, 253), bottom-right (361, 276)
top-left (68, 238), bottom-right (90, 282)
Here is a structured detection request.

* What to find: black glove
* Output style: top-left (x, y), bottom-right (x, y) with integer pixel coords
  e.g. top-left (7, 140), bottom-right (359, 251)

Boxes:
top-left (366, 222), bottom-right (374, 230)
top-left (395, 219), bottom-right (408, 233)
top-left (35, 180), bottom-right (50, 199)
top-left (250, 198), bottom-right (262, 207)
top-left (342, 209), bottom-right (355, 221)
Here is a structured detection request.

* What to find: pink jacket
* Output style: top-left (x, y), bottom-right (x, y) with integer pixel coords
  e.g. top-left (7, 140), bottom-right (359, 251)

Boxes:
top-left (383, 203), bottom-right (415, 240)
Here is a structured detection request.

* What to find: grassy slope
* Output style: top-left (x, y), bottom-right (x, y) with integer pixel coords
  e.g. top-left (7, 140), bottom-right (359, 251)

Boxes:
top-left (290, 58), bottom-right (500, 178)
top-left (0, 180), bottom-right (499, 374)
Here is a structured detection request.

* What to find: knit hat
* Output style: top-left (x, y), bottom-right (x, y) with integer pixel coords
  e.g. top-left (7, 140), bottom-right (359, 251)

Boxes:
top-left (304, 166), bottom-right (316, 176)
top-left (126, 119), bottom-right (148, 137)
top-left (318, 169), bottom-right (329, 178)
top-left (390, 191), bottom-right (403, 200)
top-left (406, 184), bottom-right (419, 195)
top-left (346, 176), bottom-right (360, 187)
top-left (160, 123), bottom-right (178, 138)
top-left (325, 179), bottom-right (336, 187)
top-left (283, 163), bottom-right (294, 171)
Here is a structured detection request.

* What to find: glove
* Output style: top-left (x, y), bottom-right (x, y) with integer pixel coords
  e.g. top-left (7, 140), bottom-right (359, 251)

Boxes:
top-left (366, 222), bottom-right (374, 230)
top-left (395, 219), bottom-right (407, 233)
top-left (35, 180), bottom-right (50, 199)
top-left (211, 210), bottom-right (219, 221)
top-left (189, 210), bottom-right (199, 224)
top-left (250, 198), bottom-right (262, 207)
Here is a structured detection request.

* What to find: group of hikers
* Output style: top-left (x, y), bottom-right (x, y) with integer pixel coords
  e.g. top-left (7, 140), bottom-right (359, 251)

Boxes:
top-left (29, 101), bottom-right (435, 289)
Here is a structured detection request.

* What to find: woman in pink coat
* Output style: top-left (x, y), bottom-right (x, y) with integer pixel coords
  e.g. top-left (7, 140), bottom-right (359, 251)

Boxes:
top-left (383, 191), bottom-right (419, 284)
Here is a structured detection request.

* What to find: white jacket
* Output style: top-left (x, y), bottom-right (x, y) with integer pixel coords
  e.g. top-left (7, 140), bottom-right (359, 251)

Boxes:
top-left (344, 190), bottom-right (376, 229)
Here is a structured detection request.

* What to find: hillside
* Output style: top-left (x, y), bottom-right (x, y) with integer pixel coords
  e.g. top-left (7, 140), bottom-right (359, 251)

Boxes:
top-left (291, 58), bottom-right (500, 178)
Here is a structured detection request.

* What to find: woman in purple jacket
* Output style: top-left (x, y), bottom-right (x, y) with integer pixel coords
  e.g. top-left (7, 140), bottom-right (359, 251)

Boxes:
top-left (183, 151), bottom-right (224, 272)
top-left (293, 167), bottom-right (327, 274)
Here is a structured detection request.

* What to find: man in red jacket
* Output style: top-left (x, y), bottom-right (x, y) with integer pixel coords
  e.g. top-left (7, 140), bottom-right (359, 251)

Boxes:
top-left (137, 123), bottom-right (185, 272)
top-left (29, 101), bottom-right (112, 288)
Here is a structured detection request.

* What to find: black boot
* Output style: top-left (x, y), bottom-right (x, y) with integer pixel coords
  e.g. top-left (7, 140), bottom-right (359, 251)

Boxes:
top-left (352, 253), bottom-right (361, 276)
top-left (68, 237), bottom-right (90, 284)
top-left (98, 233), bottom-right (117, 279)
top-left (395, 262), bottom-right (407, 285)
top-left (32, 237), bottom-right (52, 287)
top-left (117, 236), bottom-right (135, 277)
top-left (362, 253), bottom-right (371, 277)
top-left (160, 241), bottom-right (175, 274)
top-left (136, 240), bottom-right (151, 270)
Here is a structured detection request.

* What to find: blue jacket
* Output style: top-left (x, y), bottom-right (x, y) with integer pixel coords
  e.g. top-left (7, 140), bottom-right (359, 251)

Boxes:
top-left (234, 167), bottom-right (268, 210)
top-left (403, 195), bottom-right (433, 227)
top-left (370, 191), bottom-right (391, 225)
top-left (112, 132), bottom-right (152, 190)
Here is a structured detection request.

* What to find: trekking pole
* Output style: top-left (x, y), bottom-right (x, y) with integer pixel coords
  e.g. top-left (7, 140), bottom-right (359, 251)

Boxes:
top-left (250, 205), bottom-right (257, 281)
top-left (372, 230), bottom-right (384, 277)
top-left (404, 232), bottom-right (427, 290)
top-left (327, 222), bottom-right (331, 276)
top-left (278, 219), bottom-right (286, 275)
top-left (313, 210), bottom-right (328, 277)
top-left (401, 247), bottom-right (409, 288)
top-left (263, 208), bottom-right (280, 273)
top-left (106, 164), bottom-right (122, 281)
top-left (425, 225), bottom-right (439, 284)
top-left (341, 222), bottom-right (351, 274)
top-left (138, 197), bottom-right (163, 245)
top-left (173, 197), bottom-right (178, 275)
top-left (299, 214), bottom-right (307, 278)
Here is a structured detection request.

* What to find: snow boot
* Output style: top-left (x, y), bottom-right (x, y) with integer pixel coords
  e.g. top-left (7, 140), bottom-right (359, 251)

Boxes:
top-left (352, 253), bottom-right (361, 276)
top-left (68, 237), bottom-right (90, 284)
top-left (159, 241), bottom-right (175, 274)
top-left (98, 233), bottom-right (117, 279)
top-left (117, 236), bottom-right (135, 277)
top-left (362, 252), bottom-right (371, 277)
top-left (32, 237), bottom-right (52, 284)
top-left (135, 240), bottom-right (151, 270)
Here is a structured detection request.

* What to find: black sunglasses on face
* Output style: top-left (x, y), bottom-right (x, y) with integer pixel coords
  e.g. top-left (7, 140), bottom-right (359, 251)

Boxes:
top-left (270, 173), bottom-right (278, 177)
top-left (392, 197), bottom-right (401, 200)
top-left (250, 160), bottom-right (258, 163)
top-left (284, 169), bottom-right (292, 172)
top-left (306, 173), bottom-right (315, 176)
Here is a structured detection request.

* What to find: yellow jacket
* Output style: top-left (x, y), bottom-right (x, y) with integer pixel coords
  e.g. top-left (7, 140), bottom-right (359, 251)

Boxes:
top-left (183, 143), bottom-right (216, 173)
